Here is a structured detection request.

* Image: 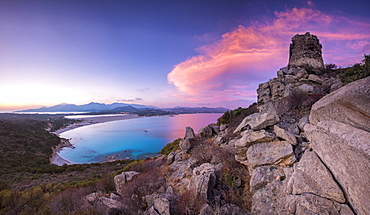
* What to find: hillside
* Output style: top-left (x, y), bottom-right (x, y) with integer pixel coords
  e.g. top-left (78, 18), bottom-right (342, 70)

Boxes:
top-left (0, 33), bottom-right (369, 214)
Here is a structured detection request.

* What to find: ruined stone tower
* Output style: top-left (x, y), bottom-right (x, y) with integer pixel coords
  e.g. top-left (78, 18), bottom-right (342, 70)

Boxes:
top-left (288, 32), bottom-right (324, 69)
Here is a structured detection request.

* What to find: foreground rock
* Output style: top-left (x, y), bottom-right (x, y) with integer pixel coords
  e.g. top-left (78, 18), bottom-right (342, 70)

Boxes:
top-left (286, 150), bottom-right (345, 203)
top-left (305, 121), bottom-right (370, 215)
top-left (310, 76), bottom-right (370, 132)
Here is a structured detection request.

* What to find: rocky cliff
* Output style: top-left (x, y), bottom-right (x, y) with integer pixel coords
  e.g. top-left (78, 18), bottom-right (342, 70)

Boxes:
top-left (83, 33), bottom-right (369, 215)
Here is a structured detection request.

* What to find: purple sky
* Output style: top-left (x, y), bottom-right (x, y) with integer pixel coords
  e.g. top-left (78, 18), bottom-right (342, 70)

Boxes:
top-left (0, 0), bottom-right (369, 111)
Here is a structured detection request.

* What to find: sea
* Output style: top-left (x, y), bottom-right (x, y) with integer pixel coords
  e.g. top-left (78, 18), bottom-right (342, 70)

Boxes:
top-left (58, 113), bottom-right (222, 164)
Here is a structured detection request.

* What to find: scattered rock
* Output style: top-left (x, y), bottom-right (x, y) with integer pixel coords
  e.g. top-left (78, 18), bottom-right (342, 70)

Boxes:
top-left (198, 124), bottom-right (215, 138)
top-left (188, 163), bottom-right (216, 200)
top-left (273, 125), bottom-right (297, 145)
top-left (246, 141), bottom-right (295, 168)
top-left (234, 111), bottom-right (280, 132)
top-left (114, 171), bottom-right (139, 195)
top-left (179, 139), bottom-right (192, 153)
top-left (250, 165), bottom-right (284, 192)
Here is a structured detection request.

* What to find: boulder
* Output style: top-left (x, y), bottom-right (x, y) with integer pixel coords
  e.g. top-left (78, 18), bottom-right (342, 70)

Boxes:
top-left (250, 165), bottom-right (284, 192)
top-left (273, 125), bottom-right (297, 145)
top-left (310, 76), bottom-right (370, 132)
top-left (184, 127), bottom-right (195, 139)
top-left (305, 121), bottom-right (370, 215)
top-left (234, 130), bottom-right (275, 163)
top-left (179, 139), bottom-right (192, 153)
top-left (234, 111), bottom-right (280, 132)
top-left (153, 197), bottom-right (170, 215)
top-left (286, 150), bottom-right (345, 203)
top-left (198, 125), bottom-right (214, 138)
top-left (114, 171), bottom-right (139, 195)
top-left (246, 141), bottom-right (295, 168)
top-left (252, 180), bottom-right (286, 215)
top-left (95, 197), bottom-right (124, 214)
top-left (296, 83), bottom-right (314, 94)
top-left (298, 115), bottom-right (309, 131)
top-left (188, 163), bottom-right (216, 200)
top-left (235, 130), bottom-right (275, 148)
top-left (220, 203), bottom-right (250, 215)
top-left (308, 74), bottom-right (323, 83)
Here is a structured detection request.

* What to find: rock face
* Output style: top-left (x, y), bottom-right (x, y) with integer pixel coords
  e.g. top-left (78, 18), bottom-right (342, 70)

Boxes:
top-left (304, 76), bottom-right (370, 215)
top-left (309, 76), bottom-right (370, 132)
top-left (286, 150), bottom-right (345, 203)
top-left (288, 32), bottom-right (324, 69)
top-left (305, 121), bottom-right (370, 215)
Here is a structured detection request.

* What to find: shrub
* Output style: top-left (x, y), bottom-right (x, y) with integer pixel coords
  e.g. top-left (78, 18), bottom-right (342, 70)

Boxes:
top-left (159, 138), bottom-right (182, 155)
top-left (177, 189), bottom-right (206, 215)
top-left (217, 103), bottom-right (258, 128)
top-left (335, 54), bottom-right (370, 84)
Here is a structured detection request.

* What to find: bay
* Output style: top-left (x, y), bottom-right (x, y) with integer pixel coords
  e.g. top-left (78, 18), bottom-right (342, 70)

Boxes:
top-left (58, 113), bottom-right (222, 164)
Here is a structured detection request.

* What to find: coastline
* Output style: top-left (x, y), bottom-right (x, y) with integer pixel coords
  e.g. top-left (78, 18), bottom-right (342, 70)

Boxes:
top-left (50, 114), bottom-right (142, 166)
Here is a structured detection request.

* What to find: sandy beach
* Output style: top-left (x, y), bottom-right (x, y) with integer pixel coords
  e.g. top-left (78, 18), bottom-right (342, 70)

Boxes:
top-left (50, 114), bottom-right (142, 166)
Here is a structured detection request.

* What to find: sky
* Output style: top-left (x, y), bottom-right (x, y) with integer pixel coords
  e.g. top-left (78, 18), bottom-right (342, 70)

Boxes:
top-left (0, 0), bottom-right (369, 112)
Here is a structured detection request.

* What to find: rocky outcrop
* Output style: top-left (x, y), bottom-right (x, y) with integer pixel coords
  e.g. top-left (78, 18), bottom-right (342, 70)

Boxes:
top-left (187, 163), bottom-right (216, 200)
top-left (303, 76), bottom-right (370, 215)
top-left (309, 76), bottom-right (370, 132)
top-left (286, 150), bottom-right (345, 203)
top-left (234, 110), bottom-right (279, 132)
top-left (305, 121), bottom-right (370, 215)
top-left (114, 171), bottom-right (139, 195)
top-left (288, 32), bottom-right (324, 69)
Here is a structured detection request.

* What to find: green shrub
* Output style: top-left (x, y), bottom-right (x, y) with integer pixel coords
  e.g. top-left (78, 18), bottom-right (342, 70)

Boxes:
top-left (159, 138), bottom-right (182, 155)
top-left (335, 54), bottom-right (370, 84)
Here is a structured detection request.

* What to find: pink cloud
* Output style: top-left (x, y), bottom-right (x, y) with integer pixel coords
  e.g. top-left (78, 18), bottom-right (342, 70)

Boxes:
top-left (167, 8), bottom-right (370, 109)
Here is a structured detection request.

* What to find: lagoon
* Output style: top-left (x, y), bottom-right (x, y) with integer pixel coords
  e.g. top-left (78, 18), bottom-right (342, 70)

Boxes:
top-left (58, 113), bottom-right (222, 164)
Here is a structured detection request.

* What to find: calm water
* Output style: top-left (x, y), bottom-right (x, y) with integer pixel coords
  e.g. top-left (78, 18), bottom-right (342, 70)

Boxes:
top-left (58, 113), bottom-right (222, 164)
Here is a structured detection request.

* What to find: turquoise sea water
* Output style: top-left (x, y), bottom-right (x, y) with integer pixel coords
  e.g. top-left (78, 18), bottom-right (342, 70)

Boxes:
top-left (58, 113), bottom-right (222, 164)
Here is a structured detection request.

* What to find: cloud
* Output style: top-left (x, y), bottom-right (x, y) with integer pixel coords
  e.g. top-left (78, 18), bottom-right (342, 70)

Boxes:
top-left (167, 8), bottom-right (370, 108)
top-left (117, 98), bottom-right (142, 102)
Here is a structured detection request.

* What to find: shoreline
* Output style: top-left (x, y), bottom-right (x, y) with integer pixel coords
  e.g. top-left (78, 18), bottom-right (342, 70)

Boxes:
top-left (50, 114), bottom-right (142, 166)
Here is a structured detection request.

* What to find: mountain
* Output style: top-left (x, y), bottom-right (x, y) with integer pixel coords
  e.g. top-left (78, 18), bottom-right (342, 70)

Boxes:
top-left (17, 102), bottom-right (228, 114)
top-left (17, 102), bottom-right (156, 112)
top-left (164, 106), bottom-right (229, 113)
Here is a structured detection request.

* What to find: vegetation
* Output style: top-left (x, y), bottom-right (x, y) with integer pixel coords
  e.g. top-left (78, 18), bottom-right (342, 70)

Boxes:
top-left (217, 103), bottom-right (258, 127)
top-left (334, 54), bottom-right (370, 84)
top-left (159, 138), bottom-right (182, 155)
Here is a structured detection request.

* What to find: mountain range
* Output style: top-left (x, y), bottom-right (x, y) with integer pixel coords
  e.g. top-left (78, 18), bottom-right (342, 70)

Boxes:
top-left (17, 102), bottom-right (229, 114)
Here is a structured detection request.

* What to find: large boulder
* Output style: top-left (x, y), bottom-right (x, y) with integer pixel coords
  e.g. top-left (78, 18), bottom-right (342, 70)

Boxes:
top-left (234, 111), bottom-right (280, 132)
top-left (305, 121), bottom-right (370, 215)
top-left (114, 171), bottom-right (139, 195)
top-left (246, 141), bottom-right (295, 168)
top-left (309, 76), bottom-right (370, 132)
top-left (187, 163), bottom-right (216, 200)
top-left (286, 150), bottom-right (345, 203)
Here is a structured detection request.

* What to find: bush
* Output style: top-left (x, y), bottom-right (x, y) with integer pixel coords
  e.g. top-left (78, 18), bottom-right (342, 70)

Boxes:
top-left (177, 189), bottom-right (206, 215)
top-left (335, 54), bottom-right (370, 84)
top-left (159, 138), bottom-right (182, 155)
top-left (217, 103), bottom-right (258, 127)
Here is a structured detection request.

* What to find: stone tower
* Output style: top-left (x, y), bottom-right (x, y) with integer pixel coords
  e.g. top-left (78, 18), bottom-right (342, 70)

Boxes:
top-left (288, 32), bottom-right (324, 69)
